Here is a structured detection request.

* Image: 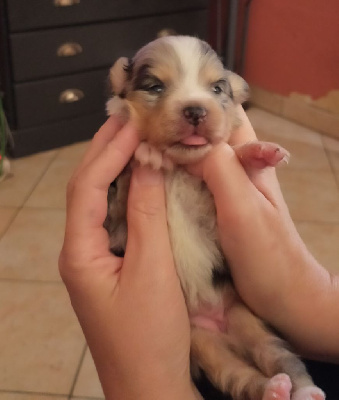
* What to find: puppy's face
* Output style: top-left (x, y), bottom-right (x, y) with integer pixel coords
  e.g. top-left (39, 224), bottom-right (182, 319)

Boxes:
top-left (107, 36), bottom-right (249, 164)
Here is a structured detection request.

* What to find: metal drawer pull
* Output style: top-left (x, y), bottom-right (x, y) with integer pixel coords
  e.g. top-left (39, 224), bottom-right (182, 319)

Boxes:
top-left (54, 0), bottom-right (80, 7)
top-left (59, 89), bottom-right (84, 103)
top-left (57, 42), bottom-right (83, 57)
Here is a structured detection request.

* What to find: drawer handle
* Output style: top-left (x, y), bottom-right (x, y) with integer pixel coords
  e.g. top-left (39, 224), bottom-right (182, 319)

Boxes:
top-left (57, 42), bottom-right (83, 57)
top-left (54, 0), bottom-right (80, 7)
top-left (59, 89), bottom-right (84, 103)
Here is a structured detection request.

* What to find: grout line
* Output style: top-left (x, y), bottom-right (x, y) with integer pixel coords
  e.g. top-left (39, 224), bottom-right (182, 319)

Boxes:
top-left (68, 343), bottom-right (89, 399)
top-left (0, 206), bottom-right (20, 240)
top-left (0, 389), bottom-right (104, 399)
top-left (0, 278), bottom-right (63, 285)
top-left (0, 389), bottom-right (68, 398)
top-left (0, 148), bottom-right (64, 240)
top-left (321, 134), bottom-right (339, 192)
top-left (20, 205), bottom-right (66, 211)
top-left (20, 148), bottom-right (62, 208)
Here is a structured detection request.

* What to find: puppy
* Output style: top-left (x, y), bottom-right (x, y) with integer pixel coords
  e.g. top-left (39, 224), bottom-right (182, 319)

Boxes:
top-left (104, 36), bottom-right (325, 400)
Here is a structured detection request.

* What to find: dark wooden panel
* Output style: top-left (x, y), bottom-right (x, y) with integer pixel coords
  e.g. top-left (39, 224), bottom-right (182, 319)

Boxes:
top-left (15, 69), bottom-right (108, 128)
top-left (11, 9), bottom-right (208, 82)
top-left (9, 111), bottom-right (106, 158)
top-left (7, 0), bottom-right (208, 32)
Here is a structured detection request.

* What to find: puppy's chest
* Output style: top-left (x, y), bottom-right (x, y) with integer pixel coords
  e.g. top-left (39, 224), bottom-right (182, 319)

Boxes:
top-left (164, 170), bottom-right (225, 309)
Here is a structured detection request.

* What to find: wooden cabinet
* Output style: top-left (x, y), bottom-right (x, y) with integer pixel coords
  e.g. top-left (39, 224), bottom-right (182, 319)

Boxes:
top-left (0, 0), bottom-right (208, 157)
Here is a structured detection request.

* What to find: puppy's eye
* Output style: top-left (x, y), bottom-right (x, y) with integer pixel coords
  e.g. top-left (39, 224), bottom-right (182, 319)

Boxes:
top-left (212, 85), bottom-right (223, 95)
top-left (147, 84), bottom-right (165, 94)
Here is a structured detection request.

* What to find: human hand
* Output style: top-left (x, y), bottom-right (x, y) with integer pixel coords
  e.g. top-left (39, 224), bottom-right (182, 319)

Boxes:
top-left (59, 117), bottom-right (197, 400)
top-left (187, 106), bottom-right (339, 359)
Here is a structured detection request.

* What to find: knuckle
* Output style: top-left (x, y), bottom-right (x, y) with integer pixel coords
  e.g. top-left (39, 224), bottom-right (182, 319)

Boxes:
top-left (131, 199), bottom-right (163, 220)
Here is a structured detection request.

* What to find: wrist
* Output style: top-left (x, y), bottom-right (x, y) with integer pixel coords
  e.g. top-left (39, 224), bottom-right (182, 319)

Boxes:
top-left (103, 377), bottom-right (198, 400)
top-left (96, 358), bottom-right (197, 400)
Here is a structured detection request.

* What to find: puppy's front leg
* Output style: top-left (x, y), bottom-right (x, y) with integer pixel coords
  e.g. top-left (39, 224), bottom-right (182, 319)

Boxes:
top-left (134, 141), bottom-right (174, 170)
top-left (233, 141), bottom-right (290, 169)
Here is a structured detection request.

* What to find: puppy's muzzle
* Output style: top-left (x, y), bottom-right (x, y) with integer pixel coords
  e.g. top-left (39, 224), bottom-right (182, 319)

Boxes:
top-left (183, 106), bottom-right (207, 126)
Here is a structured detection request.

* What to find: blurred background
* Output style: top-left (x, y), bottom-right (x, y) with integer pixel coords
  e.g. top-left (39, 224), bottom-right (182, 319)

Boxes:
top-left (0, 1), bottom-right (338, 399)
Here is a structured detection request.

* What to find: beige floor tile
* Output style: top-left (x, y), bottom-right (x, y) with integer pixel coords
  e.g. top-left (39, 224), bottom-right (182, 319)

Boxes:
top-left (0, 207), bottom-right (18, 238)
top-left (247, 108), bottom-right (331, 171)
top-left (25, 142), bottom-right (89, 209)
top-left (296, 222), bottom-right (339, 275)
top-left (0, 150), bottom-right (57, 207)
top-left (277, 168), bottom-right (339, 223)
top-left (57, 140), bottom-right (89, 161)
top-left (73, 348), bottom-right (104, 399)
top-left (322, 135), bottom-right (339, 181)
top-left (0, 281), bottom-right (85, 394)
top-left (71, 398), bottom-right (104, 400)
top-left (0, 394), bottom-right (67, 400)
top-left (0, 208), bottom-right (65, 282)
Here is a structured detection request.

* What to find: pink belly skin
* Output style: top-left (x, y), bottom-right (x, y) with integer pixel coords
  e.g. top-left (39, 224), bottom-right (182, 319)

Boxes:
top-left (190, 302), bottom-right (228, 333)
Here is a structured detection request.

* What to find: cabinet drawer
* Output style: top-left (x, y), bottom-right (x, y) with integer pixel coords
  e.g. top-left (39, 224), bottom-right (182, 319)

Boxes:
top-left (10, 112), bottom-right (106, 158)
top-left (14, 69), bottom-right (108, 128)
top-left (11, 9), bottom-right (208, 82)
top-left (7, 0), bottom-right (208, 32)
top-left (10, 112), bottom-right (106, 157)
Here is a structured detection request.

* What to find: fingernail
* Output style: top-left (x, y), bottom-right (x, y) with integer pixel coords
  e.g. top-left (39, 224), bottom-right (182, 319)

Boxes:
top-left (134, 166), bottom-right (162, 186)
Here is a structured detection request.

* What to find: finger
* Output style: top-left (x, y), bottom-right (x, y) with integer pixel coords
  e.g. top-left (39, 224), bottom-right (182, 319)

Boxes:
top-left (201, 143), bottom-right (268, 227)
top-left (227, 106), bottom-right (286, 208)
top-left (228, 105), bottom-right (258, 146)
top-left (74, 116), bottom-right (123, 177)
top-left (64, 122), bottom-right (139, 259)
top-left (124, 165), bottom-right (175, 276)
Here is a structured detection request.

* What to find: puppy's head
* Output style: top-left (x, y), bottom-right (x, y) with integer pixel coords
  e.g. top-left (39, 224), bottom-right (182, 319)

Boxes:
top-left (107, 36), bottom-right (249, 164)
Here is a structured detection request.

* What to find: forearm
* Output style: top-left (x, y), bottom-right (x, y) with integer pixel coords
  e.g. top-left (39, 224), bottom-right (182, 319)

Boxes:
top-left (97, 365), bottom-right (199, 400)
top-left (200, 142), bottom-right (339, 360)
top-left (270, 244), bottom-right (339, 361)
top-left (228, 220), bottom-right (339, 361)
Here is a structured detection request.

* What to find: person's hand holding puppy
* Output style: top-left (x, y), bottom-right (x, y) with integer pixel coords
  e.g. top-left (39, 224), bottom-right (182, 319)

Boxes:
top-left (189, 106), bottom-right (339, 361)
top-left (59, 117), bottom-right (198, 400)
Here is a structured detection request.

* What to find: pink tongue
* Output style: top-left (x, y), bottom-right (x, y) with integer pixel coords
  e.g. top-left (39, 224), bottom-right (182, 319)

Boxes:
top-left (180, 135), bottom-right (208, 146)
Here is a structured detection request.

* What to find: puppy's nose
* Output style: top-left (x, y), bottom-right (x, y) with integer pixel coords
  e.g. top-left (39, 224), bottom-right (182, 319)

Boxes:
top-left (183, 106), bottom-right (207, 126)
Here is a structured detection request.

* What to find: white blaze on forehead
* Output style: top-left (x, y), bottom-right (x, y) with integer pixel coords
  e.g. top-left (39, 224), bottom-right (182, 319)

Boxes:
top-left (165, 36), bottom-right (212, 101)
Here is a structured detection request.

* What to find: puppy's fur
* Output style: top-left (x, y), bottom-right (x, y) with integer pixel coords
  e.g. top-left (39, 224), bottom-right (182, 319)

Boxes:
top-left (105, 36), bottom-right (324, 400)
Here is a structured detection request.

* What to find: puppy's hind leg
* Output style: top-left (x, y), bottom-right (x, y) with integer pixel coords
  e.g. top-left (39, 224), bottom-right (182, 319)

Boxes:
top-left (191, 327), bottom-right (269, 400)
top-left (263, 373), bottom-right (292, 400)
top-left (227, 302), bottom-right (324, 398)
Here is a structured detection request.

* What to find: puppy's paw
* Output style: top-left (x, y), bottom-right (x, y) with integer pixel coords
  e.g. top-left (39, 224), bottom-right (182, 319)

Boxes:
top-left (134, 142), bottom-right (173, 170)
top-left (263, 374), bottom-right (292, 400)
top-left (233, 141), bottom-right (290, 169)
top-left (291, 386), bottom-right (325, 400)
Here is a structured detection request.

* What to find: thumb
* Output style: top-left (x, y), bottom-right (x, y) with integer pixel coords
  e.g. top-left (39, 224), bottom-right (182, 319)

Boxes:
top-left (124, 165), bottom-right (174, 274)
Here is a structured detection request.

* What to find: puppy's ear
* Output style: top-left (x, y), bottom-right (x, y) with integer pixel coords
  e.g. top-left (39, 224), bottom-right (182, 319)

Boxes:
top-left (109, 57), bottom-right (132, 96)
top-left (227, 72), bottom-right (250, 104)
top-left (106, 57), bottom-right (132, 118)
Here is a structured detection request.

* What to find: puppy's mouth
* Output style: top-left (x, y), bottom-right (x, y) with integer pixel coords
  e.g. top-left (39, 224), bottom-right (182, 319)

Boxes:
top-left (179, 134), bottom-right (209, 146)
top-left (176, 125), bottom-right (210, 148)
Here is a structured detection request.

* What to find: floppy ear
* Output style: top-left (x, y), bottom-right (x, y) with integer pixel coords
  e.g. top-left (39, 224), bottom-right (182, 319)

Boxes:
top-left (106, 57), bottom-right (131, 117)
top-left (227, 72), bottom-right (250, 104)
top-left (109, 57), bottom-right (130, 96)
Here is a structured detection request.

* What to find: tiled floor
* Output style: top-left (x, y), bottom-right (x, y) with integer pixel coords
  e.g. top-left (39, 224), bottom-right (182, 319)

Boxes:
top-left (0, 107), bottom-right (339, 399)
